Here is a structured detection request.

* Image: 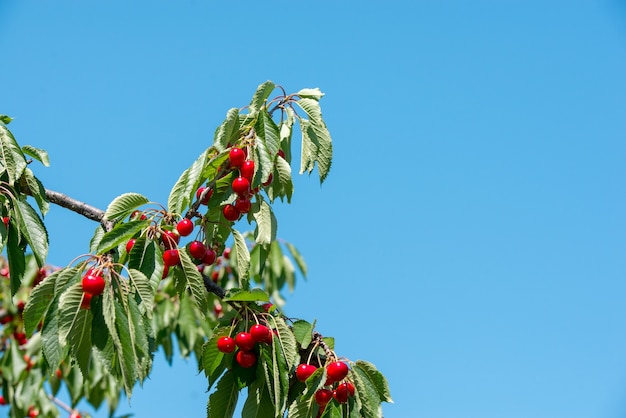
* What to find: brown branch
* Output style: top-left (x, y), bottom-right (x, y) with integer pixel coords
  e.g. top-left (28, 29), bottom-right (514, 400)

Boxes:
top-left (44, 189), bottom-right (114, 231)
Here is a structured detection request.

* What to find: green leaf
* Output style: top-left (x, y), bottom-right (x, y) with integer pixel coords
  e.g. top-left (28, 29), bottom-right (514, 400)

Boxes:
top-left (354, 360), bottom-right (393, 403)
top-left (21, 145), bottom-right (50, 167)
top-left (0, 115), bottom-right (13, 124)
top-left (128, 237), bottom-right (161, 288)
top-left (14, 199), bottom-right (48, 266)
top-left (102, 192), bottom-right (150, 221)
top-left (41, 301), bottom-right (65, 370)
top-left (0, 124), bottom-right (28, 185)
top-left (291, 320), bottom-right (315, 349)
top-left (96, 220), bottom-right (148, 254)
top-left (21, 168), bottom-right (50, 216)
top-left (272, 316), bottom-right (299, 372)
top-left (285, 242), bottom-right (307, 277)
top-left (128, 268), bottom-right (154, 315)
top-left (167, 148), bottom-right (208, 215)
top-left (7, 223), bottom-right (26, 295)
top-left (231, 229), bottom-right (251, 282)
top-left (295, 98), bottom-right (333, 184)
top-left (223, 288), bottom-right (269, 303)
top-left (114, 300), bottom-right (139, 396)
top-left (296, 88), bottom-right (325, 100)
top-left (287, 396), bottom-right (317, 418)
top-left (253, 198), bottom-right (277, 246)
top-left (249, 81), bottom-right (275, 114)
top-left (242, 376), bottom-right (275, 418)
top-left (58, 282), bottom-right (93, 378)
top-left (23, 268), bottom-right (58, 335)
top-left (255, 110), bottom-right (281, 161)
top-left (202, 332), bottom-right (227, 389)
top-left (266, 155), bottom-right (293, 203)
top-left (351, 366), bottom-right (382, 418)
top-left (178, 249), bottom-right (208, 314)
top-left (207, 371), bottom-right (239, 418)
top-left (214, 108), bottom-right (241, 150)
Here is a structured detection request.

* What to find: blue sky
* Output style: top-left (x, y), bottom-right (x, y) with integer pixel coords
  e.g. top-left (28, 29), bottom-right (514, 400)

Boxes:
top-left (3, 1), bottom-right (626, 417)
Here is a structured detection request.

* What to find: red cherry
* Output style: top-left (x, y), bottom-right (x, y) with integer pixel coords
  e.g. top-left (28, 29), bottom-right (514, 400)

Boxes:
top-left (296, 364), bottom-right (318, 382)
top-left (240, 160), bottom-right (255, 182)
top-left (236, 350), bottom-right (257, 368)
top-left (69, 412), bottom-right (82, 418)
top-left (189, 241), bottom-right (207, 260)
top-left (163, 249), bottom-right (180, 267)
top-left (232, 177), bottom-right (250, 196)
top-left (130, 210), bottom-right (147, 221)
top-left (222, 204), bottom-right (240, 221)
top-left (80, 292), bottom-right (92, 310)
top-left (314, 389), bottom-right (333, 406)
top-left (0, 395), bottom-right (7, 405)
top-left (161, 230), bottom-right (180, 250)
top-left (1, 217), bottom-right (7, 227)
top-left (326, 361), bottom-right (349, 383)
top-left (235, 332), bottom-right (255, 351)
top-left (234, 198), bottom-right (251, 214)
top-left (81, 273), bottom-right (105, 296)
top-left (162, 264), bottom-right (170, 279)
top-left (278, 149), bottom-right (286, 159)
top-left (214, 304), bottom-right (223, 316)
top-left (196, 187), bottom-right (213, 205)
top-left (223, 248), bottom-right (231, 259)
top-left (55, 369), bottom-right (62, 379)
top-left (17, 301), bottom-right (25, 313)
top-left (176, 219), bottom-right (194, 236)
top-left (262, 303), bottom-right (274, 312)
top-left (334, 382), bottom-right (355, 403)
top-left (229, 148), bottom-right (246, 167)
top-left (250, 324), bottom-right (271, 344)
top-left (202, 248), bottom-right (217, 265)
top-left (126, 238), bottom-right (136, 253)
top-left (0, 314), bottom-right (13, 324)
top-left (217, 336), bottom-right (236, 353)
top-left (210, 271), bottom-right (219, 282)
top-left (27, 406), bottom-right (39, 417)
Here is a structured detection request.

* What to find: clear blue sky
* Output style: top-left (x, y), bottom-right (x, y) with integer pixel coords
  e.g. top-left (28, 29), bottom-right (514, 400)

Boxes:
top-left (3, 1), bottom-right (626, 417)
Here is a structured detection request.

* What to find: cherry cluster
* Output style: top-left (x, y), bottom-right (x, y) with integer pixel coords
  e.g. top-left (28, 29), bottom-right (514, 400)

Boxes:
top-left (222, 147), bottom-right (255, 222)
top-left (216, 323), bottom-right (273, 368)
top-left (297, 360), bottom-right (355, 409)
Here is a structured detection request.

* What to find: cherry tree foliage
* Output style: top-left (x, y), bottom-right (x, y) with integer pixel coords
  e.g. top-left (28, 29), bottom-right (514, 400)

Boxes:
top-left (0, 82), bottom-right (392, 418)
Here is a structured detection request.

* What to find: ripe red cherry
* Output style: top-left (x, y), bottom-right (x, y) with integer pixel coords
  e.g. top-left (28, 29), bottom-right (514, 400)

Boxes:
top-left (0, 395), bottom-right (6, 405)
top-left (223, 248), bottom-right (231, 259)
top-left (162, 264), bottom-right (170, 279)
top-left (189, 241), bottom-right (206, 260)
top-left (161, 230), bottom-right (180, 250)
top-left (235, 332), bottom-right (255, 351)
top-left (333, 382), bottom-right (355, 403)
top-left (262, 173), bottom-right (273, 187)
top-left (202, 248), bottom-right (217, 265)
top-left (232, 177), bottom-right (250, 196)
top-left (126, 239), bottom-right (136, 253)
top-left (240, 160), bottom-right (255, 182)
top-left (196, 187), bottom-right (213, 205)
top-left (217, 336), bottom-right (236, 353)
top-left (81, 273), bottom-right (105, 296)
top-left (326, 361), bottom-right (349, 383)
top-left (130, 210), bottom-right (147, 221)
top-left (214, 303), bottom-right (223, 316)
top-left (234, 198), bottom-right (251, 214)
top-left (163, 249), bottom-right (180, 267)
top-left (69, 412), bottom-right (82, 418)
top-left (296, 364), bottom-right (318, 382)
top-left (27, 406), bottom-right (39, 417)
top-left (236, 350), bottom-right (257, 368)
top-left (229, 148), bottom-right (246, 167)
top-left (278, 149), bottom-right (286, 159)
top-left (80, 292), bottom-right (93, 310)
top-left (314, 389), bottom-right (333, 406)
top-left (250, 324), bottom-right (271, 344)
top-left (222, 204), bottom-right (240, 221)
top-left (2, 217), bottom-right (8, 227)
top-left (176, 218), bottom-right (194, 236)
top-left (210, 271), bottom-right (219, 282)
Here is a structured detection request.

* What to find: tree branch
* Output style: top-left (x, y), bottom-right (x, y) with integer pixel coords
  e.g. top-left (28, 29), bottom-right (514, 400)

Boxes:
top-left (44, 189), bottom-right (114, 231)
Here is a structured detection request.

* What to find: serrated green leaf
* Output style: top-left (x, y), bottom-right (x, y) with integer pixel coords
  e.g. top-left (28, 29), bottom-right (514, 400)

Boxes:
top-left (214, 108), bottom-right (241, 150)
top-left (128, 268), bottom-right (154, 315)
top-left (103, 192), bottom-right (150, 221)
top-left (41, 301), bottom-right (65, 370)
top-left (7, 223), bottom-right (26, 295)
top-left (272, 316), bottom-right (298, 372)
top-left (203, 332), bottom-right (227, 388)
top-left (253, 198), bottom-right (277, 246)
top-left (0, 124), bottom-right (28, 185)
top-left (96, 220), bottom-right (148, 254)
top-left (232, 229), bottom-right (250, 282)
top-left (207, 371), bottom-right (239, 418)
top-left (267, 155), bottom-right (293, 203)
top-left (114, 299), bottom-right (139, 396)
top-left (285, 242), bottom-right (307, 277)
top-left (287, 396), bottom-right (317, 418)
top-left (128, 237), bottom-right (161, 289)
top-left (296, 88), bottom-right (325, 100)
top-left (291, 320), bottom-right (315, 349)
top-left (242, 376), bottom-right (275, 418)
top-left (21, 145), bottom-right (50, 167)
top-left (168, 148), bottom-right (209, 214)
top-left (354, 360), bottom-right (393, 403)
top-left (295, 98), bottom-right (333, 184)
top-left (223, 288), bottom-right (269, 303)
top-left (14, 199), bottom-right (48, 266)
top-left (21, 167), bottom-right (49, 215)
top-left (0, 115), bottom-right (12, 124)
top-left (256, 110), bottom-right (281, 160)
top-left (249, 81), bottom-right (275, 114)
top-left (178, 249), bottom-right (208, 314)
top-left (351, 366), bottom-right (382, 418)
top-left (23, 269), bottom-right (58, 335)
